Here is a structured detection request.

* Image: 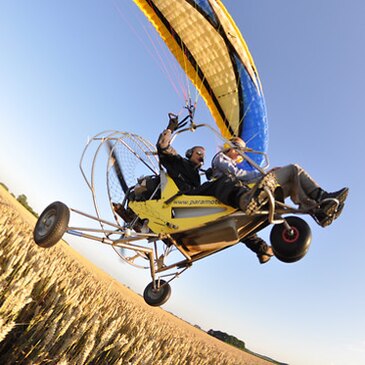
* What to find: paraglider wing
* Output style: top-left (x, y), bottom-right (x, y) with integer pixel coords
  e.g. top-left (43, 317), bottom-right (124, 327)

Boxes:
top-left (133, 0), bottom-right (268, 167)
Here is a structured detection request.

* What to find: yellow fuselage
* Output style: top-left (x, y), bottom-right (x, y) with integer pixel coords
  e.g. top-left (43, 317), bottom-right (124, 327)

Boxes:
top-left (128, 173), bottom-right (236, 235)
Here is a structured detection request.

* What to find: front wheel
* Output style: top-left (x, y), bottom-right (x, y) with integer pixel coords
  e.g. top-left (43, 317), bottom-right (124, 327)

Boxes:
top-left (143, 280), bottom-right (171, 307)
top-left (270, 216), bottom-right (312, 263)
top-left (33, 201), bottom-right (70, 248)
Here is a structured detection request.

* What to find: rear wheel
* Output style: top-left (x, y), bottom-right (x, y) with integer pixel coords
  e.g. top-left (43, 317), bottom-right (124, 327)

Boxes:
top-left (270, 216), bottom-right (312, 263)
top-left (143, 280), bottom-right (171, 307)
top-left (33, 201), bottom-right (69, 248)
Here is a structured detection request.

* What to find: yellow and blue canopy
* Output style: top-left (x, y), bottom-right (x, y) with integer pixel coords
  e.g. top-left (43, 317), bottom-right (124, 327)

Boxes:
top-left (134, 0), bottom-right (268, 165)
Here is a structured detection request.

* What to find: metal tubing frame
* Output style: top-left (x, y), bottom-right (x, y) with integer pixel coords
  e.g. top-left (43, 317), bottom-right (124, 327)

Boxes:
top-left (65, 206), bottom-right (199, 283)
top-left (66, 207), bottom-right (157, 251)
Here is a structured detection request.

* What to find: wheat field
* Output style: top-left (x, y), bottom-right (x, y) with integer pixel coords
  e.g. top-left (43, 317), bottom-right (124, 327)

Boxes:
top-left (0, 186), bottom-right (274, 365)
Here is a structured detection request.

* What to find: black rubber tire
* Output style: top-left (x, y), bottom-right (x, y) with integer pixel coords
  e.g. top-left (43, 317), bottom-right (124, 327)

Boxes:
top-left (143, 280), bottom-right (171, 307)
top-left (273, 247), bottom-right (309, 263)
top-left (270, 216), bottom-right (312, 263)
top-left (33, 201), bottom-right (70, 248)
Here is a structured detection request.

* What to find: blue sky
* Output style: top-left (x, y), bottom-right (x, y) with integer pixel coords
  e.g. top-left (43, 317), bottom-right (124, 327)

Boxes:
top-left (0, 1), bottom-right (364, 364)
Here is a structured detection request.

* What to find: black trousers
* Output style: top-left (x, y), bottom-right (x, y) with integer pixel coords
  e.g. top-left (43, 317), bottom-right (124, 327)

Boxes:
top-left (186, 177), bottom-right (269, 255)
top-left (186, 176), bottom-right (247, 208)
top-left (241, 234), bottom-right (269, 255)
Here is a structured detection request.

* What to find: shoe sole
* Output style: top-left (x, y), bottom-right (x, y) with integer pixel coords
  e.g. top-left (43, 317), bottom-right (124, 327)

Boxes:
top-left (258, 254), bottom-right (272, 264)
top-left (321, 200), bottom-right (340, 216)
top-left (320, 188), bottom-right (348, 216)
top-left (318, 203), bottom-right (345, 227)
top-left (333, 203), bottom-right (345, 220)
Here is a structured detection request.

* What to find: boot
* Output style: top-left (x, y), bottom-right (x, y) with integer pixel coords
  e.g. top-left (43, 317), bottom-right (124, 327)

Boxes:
top-left (310, 187), bottom-right (348, 218)
top-left (241, 235), bottom-right (274, 264)
top-left (312, 203), bottom-right (344, 227)
top-left (258, 246), bottom-right (274, 264)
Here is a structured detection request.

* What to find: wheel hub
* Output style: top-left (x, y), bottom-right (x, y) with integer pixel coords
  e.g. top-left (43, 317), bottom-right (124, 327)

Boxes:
top-left (281, 226), bottom-right (299, 243)
top-left (38, 210), bottom-right (56, 236)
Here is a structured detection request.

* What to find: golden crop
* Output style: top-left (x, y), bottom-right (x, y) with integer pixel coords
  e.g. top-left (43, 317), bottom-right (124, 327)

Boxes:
top-left (0, 189), bottom-right (272, 365)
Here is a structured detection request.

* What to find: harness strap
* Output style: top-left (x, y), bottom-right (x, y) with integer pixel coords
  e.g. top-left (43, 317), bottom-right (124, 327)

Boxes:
top-left (164, 191), bottom-right (184, 205)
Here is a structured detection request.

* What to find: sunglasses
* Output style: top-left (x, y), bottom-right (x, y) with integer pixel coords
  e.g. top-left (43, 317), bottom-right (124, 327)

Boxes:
top-left (194, 150), bottom-right (205, 156)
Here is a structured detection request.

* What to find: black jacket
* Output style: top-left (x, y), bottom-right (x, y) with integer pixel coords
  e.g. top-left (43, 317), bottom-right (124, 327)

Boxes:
top-left (157, 129), bottom-right (201, 192)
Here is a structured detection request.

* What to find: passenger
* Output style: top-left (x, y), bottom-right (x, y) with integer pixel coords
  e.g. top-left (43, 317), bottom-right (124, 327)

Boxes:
top-left (210, 136), bottom-right (348, 262)
top-left (212, 137), bottom-right (349, 227)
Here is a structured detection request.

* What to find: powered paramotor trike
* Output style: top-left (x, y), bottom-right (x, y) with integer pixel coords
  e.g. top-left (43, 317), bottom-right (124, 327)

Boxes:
top-left (33, 122), bottom-right (312, 306)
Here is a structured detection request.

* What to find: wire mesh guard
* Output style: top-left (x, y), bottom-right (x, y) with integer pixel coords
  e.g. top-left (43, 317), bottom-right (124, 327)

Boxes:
top-left (106, 132), bottom-right (160, 205)
top-left (78, 131), bottom-right (161, 268)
